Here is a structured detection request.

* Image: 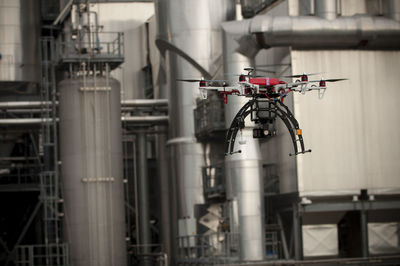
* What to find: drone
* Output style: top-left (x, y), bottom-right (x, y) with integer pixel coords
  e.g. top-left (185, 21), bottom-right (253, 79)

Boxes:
top-left (178, 67), bottom-right (347, 156)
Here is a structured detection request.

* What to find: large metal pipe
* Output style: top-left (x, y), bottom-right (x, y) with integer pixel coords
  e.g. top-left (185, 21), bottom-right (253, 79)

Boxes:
top-left (314, 0), bottom-right (337, 20)
top-left (222, 14), bottom-right (400, 58)
top-left (136, 132), bottom-right (151, 266)
top-left (154, 0), bottom-right (235, 227)
top-left (223, 11), bottom-right (265, 262)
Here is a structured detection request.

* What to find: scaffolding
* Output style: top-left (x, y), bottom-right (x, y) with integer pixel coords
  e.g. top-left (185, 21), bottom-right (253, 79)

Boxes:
top-left (14, 37), bottom-right (68, 266)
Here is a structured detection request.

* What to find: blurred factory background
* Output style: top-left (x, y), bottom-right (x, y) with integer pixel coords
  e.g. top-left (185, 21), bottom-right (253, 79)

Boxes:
top-left (0, 0), bottom-right (400, 265)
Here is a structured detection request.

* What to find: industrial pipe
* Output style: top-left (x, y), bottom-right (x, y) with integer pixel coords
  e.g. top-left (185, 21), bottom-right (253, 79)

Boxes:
top-left (121, 99), bottom-right (168, 107)
top-left (0, 99), bottom-right (168, 109)
top-left (0, 116), bottom-right (168, 125)
top-left (0, 101), bottom-right (57, 108)
top-left (223, 10), bottom-right (265, 262)
top-left (136, 132), bottom-right (151, 266)
top-left (222, 13), bottom-right (400, 57)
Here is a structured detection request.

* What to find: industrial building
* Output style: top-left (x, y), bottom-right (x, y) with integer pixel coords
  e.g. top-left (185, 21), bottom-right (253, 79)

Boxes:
top-left (0, 0), bottom-right (399, 265)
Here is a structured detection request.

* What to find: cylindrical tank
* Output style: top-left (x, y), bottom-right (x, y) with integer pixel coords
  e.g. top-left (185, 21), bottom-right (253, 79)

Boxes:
top-left (59, 76), bottom-right (127, 266)
top-left (0, 0), bottom-right (40, 87)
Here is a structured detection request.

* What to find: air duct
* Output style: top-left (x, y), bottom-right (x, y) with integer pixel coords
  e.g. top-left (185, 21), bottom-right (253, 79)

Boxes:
top-left (222, 12), bottom-right (400, 58)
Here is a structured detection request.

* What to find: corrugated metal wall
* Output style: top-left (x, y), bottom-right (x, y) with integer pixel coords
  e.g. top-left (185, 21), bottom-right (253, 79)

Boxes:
top-left (291, 50), bottom-right (400, 196)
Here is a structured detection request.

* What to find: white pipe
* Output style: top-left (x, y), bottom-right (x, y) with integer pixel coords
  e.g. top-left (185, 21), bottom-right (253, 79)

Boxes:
top-left (0, 118), bottom-right (58, 125)
top-left (0, 101), bottom-right (57, 108)
top-left (121, 99), bottom-right (168, 107)
top-left (121, 116), bottom-right (169, 124)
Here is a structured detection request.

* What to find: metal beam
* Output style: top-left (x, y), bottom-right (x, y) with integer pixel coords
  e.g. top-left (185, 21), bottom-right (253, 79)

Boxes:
top-left (301, 200), bottom-right (400, 213)
top-left (5, 200), bottom-right (42, 266)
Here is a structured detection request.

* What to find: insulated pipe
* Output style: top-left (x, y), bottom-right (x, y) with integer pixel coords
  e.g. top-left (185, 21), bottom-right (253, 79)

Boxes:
top-left (223, 12), bottom-right (265, 262)
top-left (121, 116), bottom-right (168, 124)
top-left (222, 14), bottom-right (400, 58)
top-left (136, 132), bottom-right (151, 266)
top-left (0, 118), bottom-right (58, 125)
top-left (314, 0), bottom-right (337, 20)
top-left (121, 99), bottom-right (168, 107)
top-left (0, 101), bottom-right (57, 108)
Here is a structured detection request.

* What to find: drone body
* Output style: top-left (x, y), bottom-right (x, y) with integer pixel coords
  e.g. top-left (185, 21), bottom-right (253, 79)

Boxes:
top-left (178, 68), bottom-right (346, 156)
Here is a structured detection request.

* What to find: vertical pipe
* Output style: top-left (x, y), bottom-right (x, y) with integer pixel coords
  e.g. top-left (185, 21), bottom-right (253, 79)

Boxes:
top-left (222, 17), bottom-right (265, 261)
top-left (360, 207), bottom-right (369, 258)
top-left (293, 204), bottom-right (302, 260)
top-left (136, 132), bottom-right (151, 265)
top-left (314, 0), bottom-right (337, 20)
top-left (386, 0), bottom-right (400, 22)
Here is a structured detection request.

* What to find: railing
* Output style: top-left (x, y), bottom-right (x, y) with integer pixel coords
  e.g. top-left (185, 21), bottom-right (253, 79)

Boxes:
top-left (178, 233), bottom-right (239, 262)
top-left (16, 244), bottom-right (69, 266)
top-left (0, 164), bottom-right (41, 185)
top-left (202, 163), bottom-right (226, 199)
top-left (194, 97), bottom-right (225, 139)
top-left (129, 244), bottom-right (168, 266)
top-left (265, 231), bottom-right (280, 259)
top-left (56, 32), bottom-right (124, 62)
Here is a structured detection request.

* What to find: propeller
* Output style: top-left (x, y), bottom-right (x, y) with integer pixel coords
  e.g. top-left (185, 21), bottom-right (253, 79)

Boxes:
top-left (283, 72), bottom-right (323, 78)
top-left (309, 78), bottom-right (348, 82)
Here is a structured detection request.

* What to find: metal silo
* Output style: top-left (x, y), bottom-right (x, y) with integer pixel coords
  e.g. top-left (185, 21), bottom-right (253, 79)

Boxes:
top-left (0, 0), bottom-right (40, 87)
top-left (59, 76), bottom-right (127, 266)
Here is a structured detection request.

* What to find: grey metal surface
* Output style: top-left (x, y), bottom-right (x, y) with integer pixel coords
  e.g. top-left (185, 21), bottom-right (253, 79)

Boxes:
top-left (59, 77), bottom-right (127, 266)
top-left (0, 0), bottom-right (40, 86)
top-left (314, 0), bottom-right (337, 20)
top-left (223, 10), bottom-right (265, 261)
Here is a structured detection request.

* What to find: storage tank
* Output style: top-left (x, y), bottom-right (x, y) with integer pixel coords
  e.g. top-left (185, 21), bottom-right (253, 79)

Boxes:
top-left (59, 76), bottom-right (127, 266)
top-left (0, 0), bottom-right (40, 88)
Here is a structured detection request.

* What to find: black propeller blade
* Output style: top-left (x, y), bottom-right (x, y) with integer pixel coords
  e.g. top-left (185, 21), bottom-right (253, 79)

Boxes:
top-left (309, 78), bottom-right (348, 82)
top-left (322, 78), bottom-right (348, 82)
